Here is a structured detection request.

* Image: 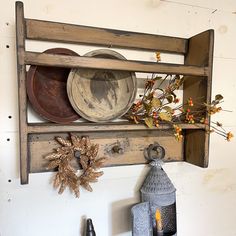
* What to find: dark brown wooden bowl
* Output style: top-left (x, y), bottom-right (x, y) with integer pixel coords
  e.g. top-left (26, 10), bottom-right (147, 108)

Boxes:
top-left (26, 48), bottom-right (80, 124)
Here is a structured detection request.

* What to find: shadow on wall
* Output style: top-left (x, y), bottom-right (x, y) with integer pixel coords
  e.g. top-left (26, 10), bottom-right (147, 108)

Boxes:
top-left (110, 167), bottom-right (149, 235)
top-left (111, 198), bottom-right (139, 235)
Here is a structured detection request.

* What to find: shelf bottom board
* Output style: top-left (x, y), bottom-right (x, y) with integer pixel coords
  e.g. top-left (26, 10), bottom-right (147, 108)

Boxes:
top-left (28, 130), bottom-right (183, 173)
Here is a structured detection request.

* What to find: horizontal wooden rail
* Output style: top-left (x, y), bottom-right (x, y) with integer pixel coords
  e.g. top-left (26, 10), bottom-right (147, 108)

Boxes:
top-left (26, 19), bottom-right (188, 54)
top-left (24, 52), bottom-right (208, 76)
top-left (27, 122), bottom-right (206, 134)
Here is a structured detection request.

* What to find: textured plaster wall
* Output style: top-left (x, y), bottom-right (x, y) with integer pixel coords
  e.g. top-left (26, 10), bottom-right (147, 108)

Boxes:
top-left (0, 0), bottom-right (236, 235)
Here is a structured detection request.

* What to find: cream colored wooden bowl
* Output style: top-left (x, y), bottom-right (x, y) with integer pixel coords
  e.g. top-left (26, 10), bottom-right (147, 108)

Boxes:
top-left (67, 49), bottom-right (137, 122)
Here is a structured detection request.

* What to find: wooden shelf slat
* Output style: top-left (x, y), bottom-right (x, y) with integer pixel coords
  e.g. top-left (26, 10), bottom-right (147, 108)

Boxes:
top-left (26, 19), bottom-right (188, 54)
top-left (24, 51), bottom-right (208, 76)
top-left (27, 122), bottom-right (206, 134)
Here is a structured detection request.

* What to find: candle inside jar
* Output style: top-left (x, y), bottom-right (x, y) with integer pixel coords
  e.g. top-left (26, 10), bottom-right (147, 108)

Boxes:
top-left (155, 209), bottom-right (163, 231)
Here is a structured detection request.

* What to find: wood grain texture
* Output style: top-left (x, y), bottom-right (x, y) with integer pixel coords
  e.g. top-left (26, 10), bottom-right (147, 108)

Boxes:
top-left (25, 19), bottom-right (188, 54)
top-left (27, 122), bottom-right (206, 134)
top-left (16, 1), bottom-right (29, 184)
top-left (183, 30), bottom-right (214, 167)
top-left (184, 129), bottom-right (207, 167)
top-left (29, 131), bottom-right (183, 173)
top-left (24, 51), bottom-right (208, 76)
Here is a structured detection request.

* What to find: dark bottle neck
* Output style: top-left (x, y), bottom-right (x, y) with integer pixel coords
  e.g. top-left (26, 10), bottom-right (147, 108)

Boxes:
top-left (86, 219), bottom-right (96, 236)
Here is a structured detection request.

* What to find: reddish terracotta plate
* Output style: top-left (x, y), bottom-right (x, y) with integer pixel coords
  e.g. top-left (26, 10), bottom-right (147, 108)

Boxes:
top-left (26, 48), bottom-right (80, 124)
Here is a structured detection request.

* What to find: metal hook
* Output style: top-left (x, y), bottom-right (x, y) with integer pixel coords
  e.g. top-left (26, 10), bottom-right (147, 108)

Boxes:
top-left (144, 142), bottom-right (165, 162)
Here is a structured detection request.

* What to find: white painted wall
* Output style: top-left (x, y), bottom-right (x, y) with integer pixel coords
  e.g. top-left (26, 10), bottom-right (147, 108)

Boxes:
top-left (0, 0), bottom-right (236, 235)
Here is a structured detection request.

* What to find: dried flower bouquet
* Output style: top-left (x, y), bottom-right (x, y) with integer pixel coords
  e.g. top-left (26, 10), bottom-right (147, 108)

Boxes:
top-left (125, 53), bottom-right (233, 142)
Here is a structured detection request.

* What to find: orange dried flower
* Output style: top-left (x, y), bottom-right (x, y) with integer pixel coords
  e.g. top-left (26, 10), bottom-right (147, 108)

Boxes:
top-left (132, 101), bottom-right (142, 112)
top-left (174, 78), bottom-right (181, 87)
top-left (136, 100), bottom-right (142, 106)
top-left (174, 133), bottom-right (183, 141)
top-left (156, 52), bottom-right (161, 62)
top-left (208, 106), bottom-right (222, 115)
top-left (173, 125), bottom-right (183, 141)
top-left (145, 79), bottom-right (155, 89)
top-left (153, 111), bottom-right (158, 119)
top-left (185, 113), bottom-right (195, 123)
top-left (173, 124), bottom-right (182, 133)
top-left (174, 98), bottom-right (180, 104)
top-left (226, 132), bottom-right (234, 141)
top-left (188, 97), bottom-right (194, 106)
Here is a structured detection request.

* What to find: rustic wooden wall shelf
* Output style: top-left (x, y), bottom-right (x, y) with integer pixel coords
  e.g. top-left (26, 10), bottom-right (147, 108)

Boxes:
top-left (16, 1), bottom-right (214, 184)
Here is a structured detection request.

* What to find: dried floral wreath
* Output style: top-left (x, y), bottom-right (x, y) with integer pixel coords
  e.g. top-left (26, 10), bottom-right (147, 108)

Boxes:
top-left (45, 134), bottom-right (106, 198)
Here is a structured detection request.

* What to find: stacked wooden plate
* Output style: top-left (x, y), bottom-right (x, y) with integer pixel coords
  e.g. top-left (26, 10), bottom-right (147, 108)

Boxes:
top-left (27, 48), bottom-right (137, 123)
top-left (67, 49), bottom-right (137, 122)
top-left (26, 48), bottom-right (80, 124)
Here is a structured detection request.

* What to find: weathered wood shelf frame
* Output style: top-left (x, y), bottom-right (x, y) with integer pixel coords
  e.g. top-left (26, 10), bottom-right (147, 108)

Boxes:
top-left (16, 1), bottom-right (214, 184)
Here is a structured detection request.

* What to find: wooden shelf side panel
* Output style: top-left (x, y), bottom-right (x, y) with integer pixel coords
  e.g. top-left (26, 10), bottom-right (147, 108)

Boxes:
top-left (16, 1), bottom-right (29, 184)
top-left (183, 30), bottom-right (214, 167)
